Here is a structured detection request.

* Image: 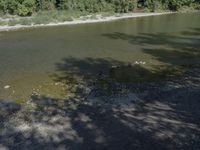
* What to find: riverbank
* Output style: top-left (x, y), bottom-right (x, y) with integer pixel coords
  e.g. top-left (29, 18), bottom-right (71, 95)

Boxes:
top-left (0, 12), bottom-right (172, 32)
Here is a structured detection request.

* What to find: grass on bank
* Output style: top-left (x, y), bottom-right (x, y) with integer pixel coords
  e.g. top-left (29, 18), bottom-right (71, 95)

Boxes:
top-left (0, 10), bottom-right (115, 26)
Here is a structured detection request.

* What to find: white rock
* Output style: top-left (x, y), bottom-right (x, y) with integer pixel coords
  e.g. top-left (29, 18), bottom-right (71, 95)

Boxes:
top-left (111, 65), bottom-right (118, 68)
top-left (135, 61), bottom-right (139, 64)
top-left (134, 61), bottom-right (146, 65)
top-left (55, 82), bottom-right (59, 86)
top-left (4, 85), bottom-right (10, 89)
top-left (140, 61), bottom-right (146, 65)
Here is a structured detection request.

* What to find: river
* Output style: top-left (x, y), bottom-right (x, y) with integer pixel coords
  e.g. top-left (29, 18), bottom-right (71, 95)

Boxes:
top-left (0, 12), bottom-right (200, 100)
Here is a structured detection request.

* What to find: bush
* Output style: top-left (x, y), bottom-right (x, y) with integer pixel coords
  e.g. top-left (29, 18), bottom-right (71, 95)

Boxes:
top-left (144, 0), bottom-right (196, 11)
top-left (145, 0), bottom-right (165, 12)
top-left (0, 0), bottom-right (35, 16)
top-left (17, 0), bottom-right (35, 16)
top-left (0, 0), bottom-right (5, 14)
top-left (0, 0), bottom-right (200, 16)
top-left (2, 0), bottom-right (18, 14)
top-left (113, 0), bottom-right (137, 13)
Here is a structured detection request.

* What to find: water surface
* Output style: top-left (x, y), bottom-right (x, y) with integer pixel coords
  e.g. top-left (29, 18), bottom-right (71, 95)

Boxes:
top-left (0, 13), bottom-right (200, 100)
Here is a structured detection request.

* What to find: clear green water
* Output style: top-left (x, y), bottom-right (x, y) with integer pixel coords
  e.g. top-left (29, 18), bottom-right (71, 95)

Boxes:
top-left (0, 13), bottom-right (200, 100)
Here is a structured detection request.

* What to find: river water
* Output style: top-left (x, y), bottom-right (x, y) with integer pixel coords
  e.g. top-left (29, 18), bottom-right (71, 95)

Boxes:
top-left (0, 12), bottom-right (200, 100)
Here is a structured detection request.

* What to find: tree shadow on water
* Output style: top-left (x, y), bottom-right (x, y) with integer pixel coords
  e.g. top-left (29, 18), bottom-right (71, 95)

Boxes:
top-left (1, 90), bottom-right (200, 150)
top-left (51, 57), bottom-right (185, 90)
top-left (0, 28), bottom-right (200, 150)
top-left (102, 27), bottom-right (200, 67)
top-left (0, 55), bottom-right (199, 149)
top-left (0, 57), bottom-right (200, 150)
top-left (101, 27), bottom-right (200, 121)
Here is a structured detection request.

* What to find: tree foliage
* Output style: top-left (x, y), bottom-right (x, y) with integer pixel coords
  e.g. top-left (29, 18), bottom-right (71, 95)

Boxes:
top-left (0, 0), bottom-right (35, 16)
top-left (0, 0), bottom-right (199, 16)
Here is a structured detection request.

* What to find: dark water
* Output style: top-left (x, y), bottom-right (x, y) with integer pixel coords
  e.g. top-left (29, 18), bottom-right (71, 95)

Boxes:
top-left (0, 13), bottom-right (200, 100)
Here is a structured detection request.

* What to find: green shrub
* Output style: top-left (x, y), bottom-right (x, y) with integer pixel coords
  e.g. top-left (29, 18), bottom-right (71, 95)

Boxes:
top-left (3, 0), bottom-right (18, 14)
top-left (144, 0), bottom-right (196, 11)
top-left (35, 0), bottom-right (55, 10)
top-left (0, 0), bottom-right (200, 17)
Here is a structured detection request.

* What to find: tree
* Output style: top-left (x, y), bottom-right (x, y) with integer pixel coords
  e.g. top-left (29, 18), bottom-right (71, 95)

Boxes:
top-left (0, 0), bottom-right (199, 16)
top-left (17, 0), bottom-right (35, 16)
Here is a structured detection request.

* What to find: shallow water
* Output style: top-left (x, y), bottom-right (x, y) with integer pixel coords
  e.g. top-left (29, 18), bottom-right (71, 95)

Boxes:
top-left (0, 13), bottom-right (200, 100)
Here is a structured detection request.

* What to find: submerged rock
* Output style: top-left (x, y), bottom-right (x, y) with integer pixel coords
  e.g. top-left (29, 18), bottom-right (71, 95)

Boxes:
top-left (134, 61), bottom-right (146, 65)
top-left (4, 85), bottom-right (10, 89)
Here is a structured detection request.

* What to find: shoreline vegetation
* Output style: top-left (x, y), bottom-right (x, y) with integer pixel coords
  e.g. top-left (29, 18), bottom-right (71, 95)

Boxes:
top-left (0, 12), bottom-right (173, 31)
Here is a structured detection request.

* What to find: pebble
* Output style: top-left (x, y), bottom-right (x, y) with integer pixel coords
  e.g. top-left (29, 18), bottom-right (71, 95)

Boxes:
top-left (4, 85), bottom-right (10, 89)
top-left (135, 61), bottom-right (140, 64)
top-left (111, 65), bottom-right (118, 68)
top-left (55, 82), bottom-right (59, 86)
top-left (134, 61), bottom-right (146, 65)
top-left (140, 61), bottom-right (146, 65)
